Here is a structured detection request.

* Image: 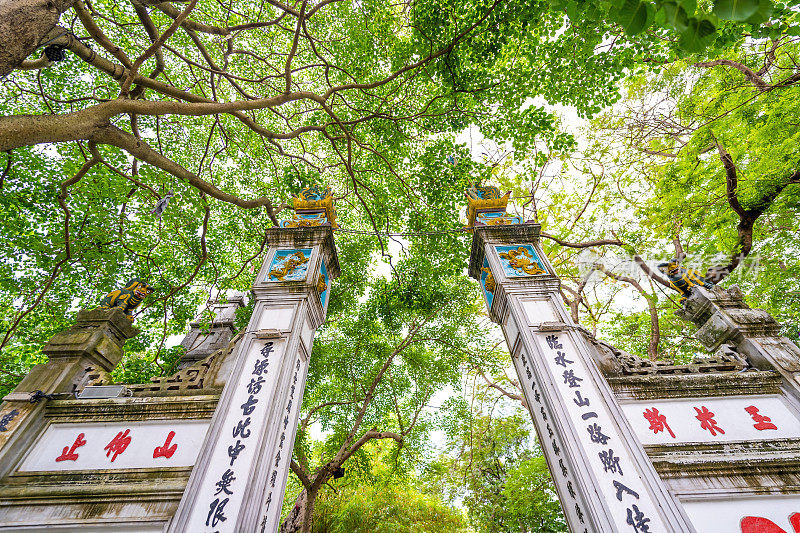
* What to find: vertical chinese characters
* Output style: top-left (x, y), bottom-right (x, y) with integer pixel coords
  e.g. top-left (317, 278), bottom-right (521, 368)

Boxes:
top-left (207, 340), bottom-right (275, 530)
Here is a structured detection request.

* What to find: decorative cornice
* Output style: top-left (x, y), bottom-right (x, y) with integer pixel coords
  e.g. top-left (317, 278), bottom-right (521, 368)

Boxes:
top-left (468, 223), bottom-right (541, 280)
top-left (608, 371), bottom-right (783, 401)
top-left (44, 395), bottom-right (219, 422)
top-left (646, 438), bottom-right (800, 482)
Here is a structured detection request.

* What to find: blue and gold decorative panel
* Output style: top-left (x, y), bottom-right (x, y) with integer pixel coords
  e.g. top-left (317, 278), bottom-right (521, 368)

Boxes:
top-left (480, 257), bottom-right (495, 308)
top-left (280, 212), bottom-right (328, 228)
top-left (495, 245), bottom-right (547, 277)
top-left (476, 211), bottom-right (522, 226)
top-left (318, 259), bottom-right (330, 307)
top-left (268, 249), bottom-right (312, 282)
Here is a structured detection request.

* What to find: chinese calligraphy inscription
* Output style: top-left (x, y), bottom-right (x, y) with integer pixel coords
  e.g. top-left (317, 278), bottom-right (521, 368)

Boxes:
top-left (18, 421), bottom-right (208, 471)
top-left (535, 332), bottom-right (666, 532)
top-left (622, 396), bottom-right (799, 445)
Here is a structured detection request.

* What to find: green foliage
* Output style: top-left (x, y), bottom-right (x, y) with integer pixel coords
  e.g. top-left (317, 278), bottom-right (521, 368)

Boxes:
top-left (544, 39), bottom-right (800, 360)
top-left (595, 0), bottom-right (799, 52)
top-left (0, 343), bottom-right (47, 398)
top-left (111, 345), bottom-right (184, 384)
top-left (713, 0), bottom-right (761, 21)
top-left (0, 1), bottom-right (798, 530)
top-left (313, 482), bottom-right (467, 533)
top-left (619, 0), bottom-right (654, 36)
top-left (503, 456), bottom-right (567, 533)
top-left (433, 412), bottom-right (567, 533)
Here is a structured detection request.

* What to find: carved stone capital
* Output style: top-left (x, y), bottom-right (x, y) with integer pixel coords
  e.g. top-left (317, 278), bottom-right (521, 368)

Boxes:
top-left (42, 307), bottom-right (139, 372)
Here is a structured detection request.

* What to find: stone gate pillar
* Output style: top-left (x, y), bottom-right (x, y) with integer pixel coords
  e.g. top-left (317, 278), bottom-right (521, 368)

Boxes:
top-left (677, 285), bottom-right (800, 405)
top-left (465, 186), bottom-right (695, 532)
top-left (167, 188), bottom-right (339, 533)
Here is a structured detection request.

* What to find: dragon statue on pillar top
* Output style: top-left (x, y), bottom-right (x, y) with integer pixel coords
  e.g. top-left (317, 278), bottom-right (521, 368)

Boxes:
top-left (657, 258), bottom-right (714, 304)
top-left (96, 278), bottom-right (154, 321)
top-left (465, 182), bottom-right (520, 229)
top-left (281, 185), bottom-right (338, 228)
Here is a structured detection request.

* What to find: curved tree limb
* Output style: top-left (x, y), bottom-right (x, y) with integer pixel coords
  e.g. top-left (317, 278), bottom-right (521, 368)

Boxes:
top-left (704, 141), bottom-right (799, 283)
top-left (98, 125), bottom-right (283, 225)
top-left (0, 0), bottom-right (75, 76)
top-left (594, 263), bottom-right (660, 360)
top-left (540, 231), bottom-right (623, 248)
top-left (693, 59), bottom-right (769, 91)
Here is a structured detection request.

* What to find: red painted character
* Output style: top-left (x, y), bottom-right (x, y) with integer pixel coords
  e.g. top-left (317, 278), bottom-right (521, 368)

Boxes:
top-left (104, 429), bottom-right (132, 462)
top-left (741, 513), bottom-right (800, 533)
top-left (745, 405), bottom-right (778, 431)
top-left (642, 408), bottom-right (676, 438)
top-left (694, 406), bottom-right (725, 436)
top-left (55, 433), bottom-right (87, 462)
top-left (153, 431), bottom-right (178, 459)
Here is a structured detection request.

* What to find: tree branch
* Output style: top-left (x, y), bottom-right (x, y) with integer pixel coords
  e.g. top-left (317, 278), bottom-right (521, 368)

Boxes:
top-left (594, 264), bottom-right (660, 359)
top-left (694, 59), bottom-right (769, 91)
top-left (98, 125), bottom-right (283, 225)
top-left (540, 231), bottom-right (623, 248)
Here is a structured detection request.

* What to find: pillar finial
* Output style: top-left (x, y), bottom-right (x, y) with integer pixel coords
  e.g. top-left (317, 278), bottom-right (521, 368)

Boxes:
top-left (464, 182), bottom-right (517, 229)
top-left (281, 184), bottom-right (338, 228)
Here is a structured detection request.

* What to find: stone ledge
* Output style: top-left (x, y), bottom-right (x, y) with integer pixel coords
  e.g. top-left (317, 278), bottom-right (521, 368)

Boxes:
top-left (645, 438), bottom-right (800, 480)
top-left (43, 395), bottom-right (219, 422)
top-left (609, 371), bottom-right (782, 401)
top-left (0, 467), bottom-right (191, 504)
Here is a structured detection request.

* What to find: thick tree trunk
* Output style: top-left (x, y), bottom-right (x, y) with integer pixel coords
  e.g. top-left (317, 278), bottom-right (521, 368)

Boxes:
top-left (645, 295), bottom-right (660, 361)
top-left (0, 0), bottom-right (74, 77)
top-left (278, 488), bottom-right (315, 533)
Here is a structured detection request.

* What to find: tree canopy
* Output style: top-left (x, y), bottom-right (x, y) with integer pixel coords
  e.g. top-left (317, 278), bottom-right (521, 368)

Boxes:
top-left (0, 0), bottom-right (799, 530)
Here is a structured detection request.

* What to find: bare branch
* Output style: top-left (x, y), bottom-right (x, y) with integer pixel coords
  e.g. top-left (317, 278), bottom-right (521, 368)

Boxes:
top-left (594, 264), bottom-right (660, 360)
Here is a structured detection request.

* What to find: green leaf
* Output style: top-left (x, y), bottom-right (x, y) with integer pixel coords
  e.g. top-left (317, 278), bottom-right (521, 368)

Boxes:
top-left (679, 17), bottom-right (717, 51)
top-left (744, 0), bottom-right (773, 23)
top-left (713, 0), bottom-right (761, 20)
top-left (566, 2), bottom-right (579, 20)
top-left (618, 0), bottom-right (652, 35)
top-left (661, 2), bottom-right (690, 30)
top-left (678, 0), bottom-right (697, 15)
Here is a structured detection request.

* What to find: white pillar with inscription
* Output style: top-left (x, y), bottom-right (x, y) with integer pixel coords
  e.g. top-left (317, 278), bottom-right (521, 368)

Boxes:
top-left (167, 225), bottom-right (338, 533)
top-left (469, 222), bottom-right (696, 533)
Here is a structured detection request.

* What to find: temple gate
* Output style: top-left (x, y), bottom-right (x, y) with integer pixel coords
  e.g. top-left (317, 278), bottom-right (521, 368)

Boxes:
top-left (0, 184), bottom-right (798, 532)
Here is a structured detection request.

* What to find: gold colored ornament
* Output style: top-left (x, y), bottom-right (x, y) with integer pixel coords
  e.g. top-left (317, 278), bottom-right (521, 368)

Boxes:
top-left (481, 267), bottom-right (496, 293)
top-left (292, 185), bottom-right (338, 228)
top-left (464, 184), bottom-right (510, 229)
top-left (269, 251), bottom-right (310, 281)
top-left (317, 274), bottom-right (328, 293)
top-left (96, 278), bottom-right (154, 321)
top-left (484, 215), bottom-right (514, 226)
top-left (499, 247), bottom-right (546, 276)
top-left (284, 218), bottom-right (324, 228)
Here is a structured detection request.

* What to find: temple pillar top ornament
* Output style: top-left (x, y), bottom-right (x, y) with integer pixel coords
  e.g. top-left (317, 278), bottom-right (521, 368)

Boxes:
top-left (464, 183), bottom-right (519, 228)
top-left (280, 184), bottom-right (338, 229)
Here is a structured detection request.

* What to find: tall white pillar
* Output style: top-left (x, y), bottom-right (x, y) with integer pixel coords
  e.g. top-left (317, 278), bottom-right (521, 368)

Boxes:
top-left (469, 222), bottom-right (695, 532)
top-left (167, 225), bottom-right (338, 533)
